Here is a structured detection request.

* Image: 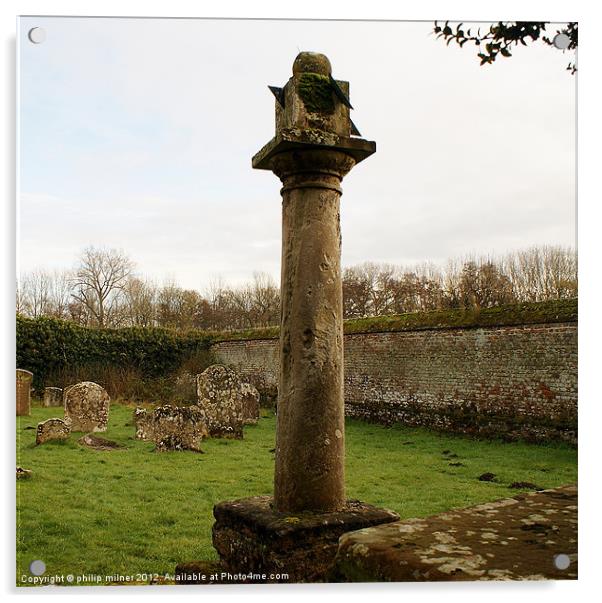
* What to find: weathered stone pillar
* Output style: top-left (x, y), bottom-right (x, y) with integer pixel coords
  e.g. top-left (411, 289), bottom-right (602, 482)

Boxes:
top-left (16, 369), bottom-right (33, 416)
top-left (253, 53), bottom-right (376, 512)
top-left (185, 52), bottom-right (399, 583)
top-left (270, 150), bottom-right (351, 511)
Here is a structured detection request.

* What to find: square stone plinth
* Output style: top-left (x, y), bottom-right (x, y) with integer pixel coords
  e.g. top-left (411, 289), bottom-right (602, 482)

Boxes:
top-left (334, 484), bottom-right (578, 582)
top-left (212, 496), bottom-right (399, 583)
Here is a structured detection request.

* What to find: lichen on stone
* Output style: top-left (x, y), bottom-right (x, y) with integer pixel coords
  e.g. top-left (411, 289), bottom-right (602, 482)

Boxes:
top-left (36, 418), bottom-right (71, 445)
top-left (196, 365), bottom-right (246, 439)
top-left (134, 404), bottom-right (208, 452)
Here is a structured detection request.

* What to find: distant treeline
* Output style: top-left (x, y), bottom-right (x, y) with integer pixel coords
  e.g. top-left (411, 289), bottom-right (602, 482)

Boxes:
top-left (17, 244), bottom-right (577, 331)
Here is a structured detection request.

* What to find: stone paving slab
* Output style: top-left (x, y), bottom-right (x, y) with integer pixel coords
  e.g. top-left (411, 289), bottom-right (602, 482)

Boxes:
top-left (334, 484), bottom-right (577, 582)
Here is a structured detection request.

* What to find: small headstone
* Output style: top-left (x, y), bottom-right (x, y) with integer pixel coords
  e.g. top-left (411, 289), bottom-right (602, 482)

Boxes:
top-left (64, 381), bottom-right (110, 432)
top-left (43, 387), bottom-right (63, 407)
top-left (134, 405), bottom-right (208, 452)
top-left (16, 467), bottom-right (32, 480)
top-left (196, 365), bottom-right (245, 439)
top-left (36, 418), bottom-right (71, 445)
top-left (78, 434), bottom-right (125, 451)
top-left (240, 382), bottom-right (260, 425)
top-left (16, 369), bottom-right (33, 416)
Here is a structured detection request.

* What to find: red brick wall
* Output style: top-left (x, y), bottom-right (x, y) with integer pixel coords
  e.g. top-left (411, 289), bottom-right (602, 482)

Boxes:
top-left (211, 322), bottom-right (577, 444)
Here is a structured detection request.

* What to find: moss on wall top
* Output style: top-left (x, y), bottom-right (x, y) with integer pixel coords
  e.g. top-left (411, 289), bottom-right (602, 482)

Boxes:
top-left (211, 299), bottom-right (577, 343)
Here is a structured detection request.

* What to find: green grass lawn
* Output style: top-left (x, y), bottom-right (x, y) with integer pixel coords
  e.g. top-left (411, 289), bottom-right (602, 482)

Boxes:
top-left (17, 402), bottom-right (577, 583)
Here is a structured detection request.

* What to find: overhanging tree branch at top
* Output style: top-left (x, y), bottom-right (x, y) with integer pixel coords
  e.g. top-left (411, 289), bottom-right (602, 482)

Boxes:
top-left (433, 21), bottom-right (578, 74)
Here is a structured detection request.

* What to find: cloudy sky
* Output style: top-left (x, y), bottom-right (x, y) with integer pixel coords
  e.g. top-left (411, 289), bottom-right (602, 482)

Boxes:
top-left (18, 17), bottom-right (576, 290)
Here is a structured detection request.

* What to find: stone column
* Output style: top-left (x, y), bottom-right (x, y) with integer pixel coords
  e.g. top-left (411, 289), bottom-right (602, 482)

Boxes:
top-left (252, 52), bottom-right (376, 513)
top-left (271, 149), bottom-right (354, 512)
top-left (199, 52), bottom-right (399, 583)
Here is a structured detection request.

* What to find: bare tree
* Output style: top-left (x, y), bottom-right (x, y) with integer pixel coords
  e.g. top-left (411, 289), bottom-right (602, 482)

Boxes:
top-left (123, 277), bottom-right (157, 327)
top-left (204, 277), bottom-right (232, 330)
top-left (227, 285), bottom-right (255, 329)
top-left (502, 245), bottom-right (577, 302)
top-left (343, 266), bottom-right (373, 318)
top-left (71, 247), bottom-right (134, 327)
top-left (249, 272), bottom-right (280, 327)
top-left (20, 269), bottom-right (52, 318)
top-left (47, 270), bottom-right (74, 319)
top-left (16, 279), bottom-right (26, 315)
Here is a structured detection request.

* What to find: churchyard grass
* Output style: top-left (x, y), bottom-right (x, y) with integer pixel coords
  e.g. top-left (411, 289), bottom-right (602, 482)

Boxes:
top-left (17, 402), bottom-right (577, 584)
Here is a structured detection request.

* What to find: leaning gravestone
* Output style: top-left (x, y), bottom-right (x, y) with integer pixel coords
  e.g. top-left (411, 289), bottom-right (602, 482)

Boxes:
top-left (36, 418), bottom-right (71, 445)
top-left (64, 382), bottom-right (110, 432)
top-left (240, 382), bottom-right (260, 425)
top-left (43, 387), bottom-right (63, 407)
top-left (134, 405), bottom-right (208, 452)
top-left (196, 365), bottom-right (245, 439)
top-left (16, 369), bottom-right (33, 416)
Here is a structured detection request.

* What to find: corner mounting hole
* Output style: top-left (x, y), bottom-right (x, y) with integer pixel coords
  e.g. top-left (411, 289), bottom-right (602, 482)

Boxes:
top-left (554, 553), bottom-right (570, 570)
top-left (29, 560), bottom-right (46, 576)
top-left (28, 27), bottom-right (46, 44)
top-left (553, 33), bottom-right (570, 50)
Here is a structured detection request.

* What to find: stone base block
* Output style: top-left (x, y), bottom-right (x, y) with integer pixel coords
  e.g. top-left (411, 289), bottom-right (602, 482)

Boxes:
top-left (334, 484), bottom-right (578, 582)
top-left (212, 495), bottom-right (399, 583)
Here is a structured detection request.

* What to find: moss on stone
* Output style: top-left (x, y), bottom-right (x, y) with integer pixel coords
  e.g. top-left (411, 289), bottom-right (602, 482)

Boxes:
top-left (297, 72), bottom-right (335, 114)
top-left (210, 325), bottom-right (280, 343)
top-left (343, 298), bottom-right (578, 335)
top-left (210, 299), bottom-right (577, 343)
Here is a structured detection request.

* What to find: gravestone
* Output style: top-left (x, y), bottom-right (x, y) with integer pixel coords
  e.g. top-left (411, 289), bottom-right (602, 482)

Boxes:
top-left (64, 381), bottom-right (110, 432)
top-left (240, 382), bottom-right (260, 425)
top-left (43, 387), bottom-right (63, 407)
top-left (36, 418), bottom-right (71, 445)
top-left (207, 53), bottom-right (399, 582)
top-left (78, 434), bottom-right (125, 451)
top-left (196, 365), bottom-right (245, 439)
top-left (134, 405), bottom-right (208, 452)
top-left (16, 369), bottom-right (33, 416)
top-left (16, 467), bottom-right (33, 480)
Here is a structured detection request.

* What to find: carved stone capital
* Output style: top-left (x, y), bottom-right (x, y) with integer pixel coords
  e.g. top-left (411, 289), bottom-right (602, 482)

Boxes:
top-left (270, 149), bottom-right (356, 194)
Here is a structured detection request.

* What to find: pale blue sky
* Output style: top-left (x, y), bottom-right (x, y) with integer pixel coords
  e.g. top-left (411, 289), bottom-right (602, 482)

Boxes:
top-left (18, 17), bottom-right (576, 290)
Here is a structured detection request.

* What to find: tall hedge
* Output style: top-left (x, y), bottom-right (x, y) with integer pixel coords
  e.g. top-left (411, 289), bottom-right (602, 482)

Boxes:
top-left (16, 315), bottom-right (213, 390)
